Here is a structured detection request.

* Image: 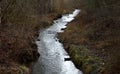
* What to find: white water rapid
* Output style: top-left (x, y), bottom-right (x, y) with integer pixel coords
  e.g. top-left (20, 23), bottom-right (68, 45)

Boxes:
top-left (32, 9), bottom-right (83, 74)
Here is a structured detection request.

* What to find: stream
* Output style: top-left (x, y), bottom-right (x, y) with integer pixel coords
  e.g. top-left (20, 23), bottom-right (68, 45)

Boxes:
top-left (32, 9), bottom-right (83, 74)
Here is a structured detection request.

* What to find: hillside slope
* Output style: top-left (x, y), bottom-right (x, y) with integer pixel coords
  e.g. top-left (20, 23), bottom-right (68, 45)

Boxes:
top-left (59, 0), bottom-right (120, 74)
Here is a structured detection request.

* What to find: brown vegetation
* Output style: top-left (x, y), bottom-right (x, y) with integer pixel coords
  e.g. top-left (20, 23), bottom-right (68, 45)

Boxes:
top-left (0, 0), bottom-right (56, 73)
top-left (1, 0), bottom-right (120, 74)
top-left (59, 0), bottom-right (120, 74)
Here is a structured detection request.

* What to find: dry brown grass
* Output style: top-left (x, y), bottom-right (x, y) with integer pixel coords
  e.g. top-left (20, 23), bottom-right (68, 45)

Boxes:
top-left (59, 2), bottom-right (120, 73)
top-left (0, 6), bottom-right (58, 73)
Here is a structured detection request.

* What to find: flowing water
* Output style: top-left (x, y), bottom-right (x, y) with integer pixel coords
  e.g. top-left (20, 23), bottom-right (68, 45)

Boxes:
top-left (32, 9), bottom-right (83, 74)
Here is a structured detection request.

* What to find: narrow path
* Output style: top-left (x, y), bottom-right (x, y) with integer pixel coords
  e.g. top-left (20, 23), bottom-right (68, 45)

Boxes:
top-left (32, 9), bottom-right (83, 74)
